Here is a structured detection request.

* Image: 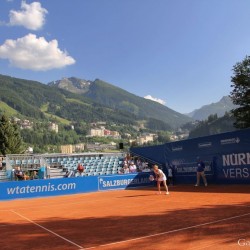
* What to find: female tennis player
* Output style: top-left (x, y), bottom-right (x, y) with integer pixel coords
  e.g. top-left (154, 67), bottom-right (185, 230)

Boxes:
top-left (153, 165), bottom-right (169, 195)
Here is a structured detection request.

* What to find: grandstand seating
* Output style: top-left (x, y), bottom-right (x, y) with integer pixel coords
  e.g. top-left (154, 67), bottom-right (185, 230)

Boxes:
top-left (0, 170), bottom-right (8, 182)
top-left (3, 154), bottom-right (125, 180)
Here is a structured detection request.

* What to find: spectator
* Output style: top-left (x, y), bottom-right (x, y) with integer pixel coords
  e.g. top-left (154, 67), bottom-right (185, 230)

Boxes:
top-left (31, 170), bottom-right (39, 180)
top-left (119, 164), bottom-right (130, 174)
top-left (77, 163), bottom-right (84, 173)
top-left (129, 162), bottom-right (137, 173)
top-left (14, 166), bottom-right (27, 181)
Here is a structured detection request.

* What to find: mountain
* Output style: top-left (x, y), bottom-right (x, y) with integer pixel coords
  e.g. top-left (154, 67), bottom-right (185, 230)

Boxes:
top-left (0, 74), bottom-right (138, 126)
top-left (49, 77), bottom-right (91, 94)
top-left (48, 77), bottom-right (192, 128)
top-left (186, 96), bottom-right (235, 120)
top-left (188, 113), bottom-right (237, 138)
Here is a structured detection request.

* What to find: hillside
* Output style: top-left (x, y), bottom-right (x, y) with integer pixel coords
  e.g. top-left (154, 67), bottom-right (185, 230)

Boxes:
top-left (186, 96), bottom-right (235, 120)
top-left (48, 77), bottom-right (192, 128)
top-left (188, 113), bottom-right (237, 138)
top-left (0, 74), bottom-right (137, 126)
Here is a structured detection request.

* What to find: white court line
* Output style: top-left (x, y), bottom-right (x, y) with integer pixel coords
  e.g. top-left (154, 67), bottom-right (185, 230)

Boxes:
top-left (11, 210), bottom-right (84, 249)
top-left (85, 212), bottom-right (250, 249)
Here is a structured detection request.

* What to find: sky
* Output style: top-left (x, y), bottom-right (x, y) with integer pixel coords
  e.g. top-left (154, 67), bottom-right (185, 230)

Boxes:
top-left (1, 0), bottom-right (250, 114)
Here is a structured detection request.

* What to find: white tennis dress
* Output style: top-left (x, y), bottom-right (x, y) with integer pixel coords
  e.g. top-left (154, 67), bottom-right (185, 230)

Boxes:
top-left (157, 169), bottom-right (167, 181)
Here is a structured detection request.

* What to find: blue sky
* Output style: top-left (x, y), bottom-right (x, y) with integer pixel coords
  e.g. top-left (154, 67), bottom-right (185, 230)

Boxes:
top-left (1, 0), bottom-right (250, 113)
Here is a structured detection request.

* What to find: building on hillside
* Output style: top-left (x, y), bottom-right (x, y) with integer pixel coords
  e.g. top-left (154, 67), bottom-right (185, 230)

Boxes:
top-left (12, 117), bottom-right (21, 123)
top-left (89, 127), bottom-right (120, 139)
top-left (22, 120), bottom-right (33, 129)
top-left (61, 144), bottom-right (85, 154)
top-left (169, 135), bottom-right (178, 141)
top-left (14, 118), bottom-right (33, 130)
top-left (26, 147), bottom-right (33, 154)
top-left (124, 133), bottom-right (132, 138)
top-left (61, 145), bottom-right (73, 154)
top-left (137, 133), bottom-right (157, 145)
top-left (104, 129), bottom-right (121, 138)
top-left (73, 143), bottom-right (85, 152)
top-left (110, 130), bottom-right (120, 138)
top-left (49, 122), bottom-right (59, 133)
top-left (89, 128), bottom-right (104, 137)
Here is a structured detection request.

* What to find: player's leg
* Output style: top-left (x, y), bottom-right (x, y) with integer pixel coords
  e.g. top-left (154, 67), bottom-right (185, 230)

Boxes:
top-left (201, 172), bottom-right (208, 186)
top-left (163, 180), bottom-right (169, 195)
top-left (195, 172), bottom-right (201, 186)
top-left (156, 181), bottom-right (161, 194)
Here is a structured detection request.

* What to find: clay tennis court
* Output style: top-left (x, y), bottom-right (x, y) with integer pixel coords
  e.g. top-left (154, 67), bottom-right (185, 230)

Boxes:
top-left (1, 184), bottom-right (249, 250)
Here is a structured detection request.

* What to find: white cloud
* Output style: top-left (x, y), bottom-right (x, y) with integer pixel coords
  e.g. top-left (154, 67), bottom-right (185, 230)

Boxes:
top-left (9, 1), bottom-right (48, 30)
top-left (0, 34), bottom-right (76, 71)
top-left (144, 95), bottom-right (166, 105)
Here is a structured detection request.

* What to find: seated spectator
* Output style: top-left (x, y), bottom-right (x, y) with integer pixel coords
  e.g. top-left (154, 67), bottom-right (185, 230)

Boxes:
top-left (137, 159), bottom-right (144, 172)
top-left (119, 164), bottom-right (130, 174)
top-left (129, 162), bottom-right (137, 173)
top-left (77, 163), bottom-right (84, 173)
top-left (14, 166), bottom-right (27, 181)
top-left (31, 170), bottom-right (39, 180)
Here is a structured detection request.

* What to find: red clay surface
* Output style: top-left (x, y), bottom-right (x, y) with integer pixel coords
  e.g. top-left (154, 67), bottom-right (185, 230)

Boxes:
top-left (0, 184), bottom-right (250, 250)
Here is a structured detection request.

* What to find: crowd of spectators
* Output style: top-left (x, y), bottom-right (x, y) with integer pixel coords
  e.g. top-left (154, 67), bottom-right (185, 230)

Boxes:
top-left (12, 165), bottom-right (51, 181)
top-left (118, 154), bottom-right (152, 174)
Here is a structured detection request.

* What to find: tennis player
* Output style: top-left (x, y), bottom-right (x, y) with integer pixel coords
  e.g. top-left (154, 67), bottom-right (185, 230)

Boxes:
top-left (153, 165), bottom-right (169, 195)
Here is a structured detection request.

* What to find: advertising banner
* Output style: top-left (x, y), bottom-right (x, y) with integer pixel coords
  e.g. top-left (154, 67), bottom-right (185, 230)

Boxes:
top-left (169, 129), bottom-right (250, 183)
top-left (98, 173), bottom-right (154, 191)
top-left (0, 173), bottom-right (154, 201)
top-left (0, 176), bottom-right (98, 200)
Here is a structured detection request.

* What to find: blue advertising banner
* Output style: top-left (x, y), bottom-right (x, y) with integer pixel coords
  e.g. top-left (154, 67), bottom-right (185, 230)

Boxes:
top-left (166, 129), bottom-right (250, 184)
top-left (98, 173), bottom-right (154, 191)
top-left (0, 173), bottom-right (154, 201)
top-left (0, 176), bottom-right (98, 200)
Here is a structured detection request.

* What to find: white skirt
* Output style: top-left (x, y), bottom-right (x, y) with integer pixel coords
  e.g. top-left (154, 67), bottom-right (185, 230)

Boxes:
top-left (158, 176), bottom-right (167, 181)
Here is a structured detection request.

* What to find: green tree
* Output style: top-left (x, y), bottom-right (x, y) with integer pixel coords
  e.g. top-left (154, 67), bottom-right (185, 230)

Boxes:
top-left (230, 56), bottom-right (250, 128)
top-left (0, 115), bottom-right (25, 155)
